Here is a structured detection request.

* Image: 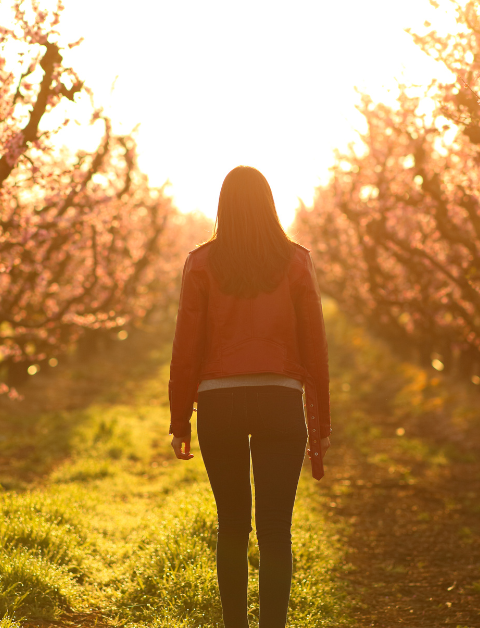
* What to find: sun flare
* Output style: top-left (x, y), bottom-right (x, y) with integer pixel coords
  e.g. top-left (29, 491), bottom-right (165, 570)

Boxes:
top-left (6, 0), bottom-right (458, 228)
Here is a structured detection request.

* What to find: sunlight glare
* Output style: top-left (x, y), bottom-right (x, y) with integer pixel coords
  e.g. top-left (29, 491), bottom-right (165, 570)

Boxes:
top-left (22, 0), bottom-right (460, 228)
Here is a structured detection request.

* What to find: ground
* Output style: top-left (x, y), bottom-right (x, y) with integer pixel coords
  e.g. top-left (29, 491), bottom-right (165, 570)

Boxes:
top-left (0, 303), bottom-right (479, 627)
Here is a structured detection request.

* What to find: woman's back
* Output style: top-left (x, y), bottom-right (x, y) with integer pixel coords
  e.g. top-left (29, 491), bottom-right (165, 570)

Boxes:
top-left (169, 165), bottom-right (331, 628)
top-left (169, 235), bottom-right (330, 481)
top-left (186, 239), bottom-right (306, 376)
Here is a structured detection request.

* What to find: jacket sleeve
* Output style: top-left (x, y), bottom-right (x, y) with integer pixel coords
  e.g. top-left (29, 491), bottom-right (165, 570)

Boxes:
top-left (295, 252), bottom-right (331, 438)
top-left (168, 253), bottom-right (208, 438)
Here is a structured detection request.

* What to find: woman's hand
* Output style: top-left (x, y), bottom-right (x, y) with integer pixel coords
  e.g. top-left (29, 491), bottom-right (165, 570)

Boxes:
top-left (171, 435), bottom-right (194, 460)
top-left (320, 436), bottom-right (330, 459)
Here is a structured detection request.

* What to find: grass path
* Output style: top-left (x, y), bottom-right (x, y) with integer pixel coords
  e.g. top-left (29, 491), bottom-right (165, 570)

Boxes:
top-left (1, 304), bottom-right (479, 627)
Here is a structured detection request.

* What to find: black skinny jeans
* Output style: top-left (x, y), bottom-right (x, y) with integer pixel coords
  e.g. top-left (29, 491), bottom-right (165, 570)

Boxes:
top-left (197, 385), bottom-right (308, 628)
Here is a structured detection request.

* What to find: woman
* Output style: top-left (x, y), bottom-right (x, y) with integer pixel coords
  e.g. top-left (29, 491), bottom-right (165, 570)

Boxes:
top-left (168, 165), bottom-right (331, 628)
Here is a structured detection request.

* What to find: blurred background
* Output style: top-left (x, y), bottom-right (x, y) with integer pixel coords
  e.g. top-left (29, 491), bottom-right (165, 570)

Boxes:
top-left (2, 0), bottom-right (479, 386)
top-left (1, 1), bottom-right (479, 627)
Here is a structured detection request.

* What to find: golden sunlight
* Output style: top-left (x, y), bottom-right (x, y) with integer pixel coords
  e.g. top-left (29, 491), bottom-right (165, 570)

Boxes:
top-left (51, 0), bottom-right (456, 228)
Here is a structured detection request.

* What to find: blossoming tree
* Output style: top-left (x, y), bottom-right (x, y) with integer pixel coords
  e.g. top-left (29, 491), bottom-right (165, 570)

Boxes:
top-left (292, 0), bottom-right (480, 380)
top-left (0, 1), bottom-right (211, 393)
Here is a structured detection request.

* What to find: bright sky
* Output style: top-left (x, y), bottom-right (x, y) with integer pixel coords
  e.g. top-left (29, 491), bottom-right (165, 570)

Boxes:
top-left (9, 0), bottom-right (458, 227)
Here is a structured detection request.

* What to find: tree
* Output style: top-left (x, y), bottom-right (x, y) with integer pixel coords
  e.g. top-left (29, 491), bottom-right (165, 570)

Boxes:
top-left (0, 1), bottom-right (211, 393)
top-left (292, 0), bottom-right (480, 380)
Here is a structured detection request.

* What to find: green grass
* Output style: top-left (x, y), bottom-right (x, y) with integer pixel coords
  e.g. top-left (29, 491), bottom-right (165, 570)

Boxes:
top-left (1, 303), bottom-right (479, 627)
top-left (0, 326), bottom-right (352, 627)
top-left (0, 616), bottom-right (23, 628)
top-left (0, 404), bottom-right (351, 626)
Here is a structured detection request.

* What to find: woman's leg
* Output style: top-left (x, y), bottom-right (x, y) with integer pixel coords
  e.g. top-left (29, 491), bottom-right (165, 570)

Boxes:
top-left (249, 387), bottom-right (307, 628)
top-left (197, 389), bottom-right (252, 628)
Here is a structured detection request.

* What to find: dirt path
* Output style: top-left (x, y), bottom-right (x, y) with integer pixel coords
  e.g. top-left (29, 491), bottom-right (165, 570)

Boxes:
top-left (319, 431), bottom-right (480, 627)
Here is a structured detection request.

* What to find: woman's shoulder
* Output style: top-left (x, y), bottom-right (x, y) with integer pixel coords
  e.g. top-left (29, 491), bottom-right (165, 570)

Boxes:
top-left (290, 241), bottom-right (312, 267)
top-left (189, 240), bottom-right (214, 255)
top-left (291, 241), bottom-right (310, 253)
top-left (186, 240), bottom-right (214, 270)
top-left (287, 242), bottom-right (314, 282)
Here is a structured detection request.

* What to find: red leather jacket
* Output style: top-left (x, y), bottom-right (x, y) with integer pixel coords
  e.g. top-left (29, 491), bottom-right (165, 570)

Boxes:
top-left (168, 240), bottom-right (331, 481)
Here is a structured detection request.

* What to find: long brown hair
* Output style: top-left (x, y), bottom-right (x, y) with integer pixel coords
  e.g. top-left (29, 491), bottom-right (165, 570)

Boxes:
top-left (202, 166), bottom-right (297, 299)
